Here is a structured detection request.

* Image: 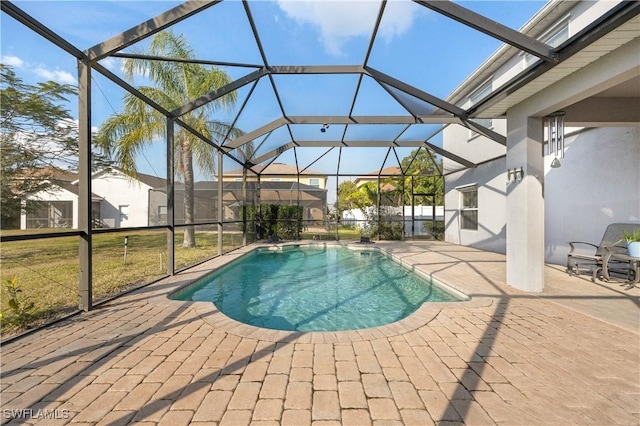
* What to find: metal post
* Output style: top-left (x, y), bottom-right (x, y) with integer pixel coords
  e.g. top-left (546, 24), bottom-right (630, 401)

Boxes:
top-left (78, 61), bottom-right (92, 311)
top-left (257, 175), bottom-right (261, 239)
top-left (242, 166), bottom-right (247, 246)
top-left (218, 151), bottom-right (223, 256)
top-left (335, 174), bottom-right (339, 241)
top-left (411, 176), bottom-right (415, 240)
top-left (296, 171), bottom-right (301, 240)
top-left (376, 175), bottom-right (381, 240)
top-left (166, 118), bottom-right (175, 275)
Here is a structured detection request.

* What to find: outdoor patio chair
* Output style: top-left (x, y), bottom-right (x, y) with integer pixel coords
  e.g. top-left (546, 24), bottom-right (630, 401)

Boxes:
top-left (566, 223), bottom-right (638, 280)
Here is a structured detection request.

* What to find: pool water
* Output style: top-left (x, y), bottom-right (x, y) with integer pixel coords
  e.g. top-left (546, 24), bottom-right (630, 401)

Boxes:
top-left (171, 245), bottom-right (461, 332)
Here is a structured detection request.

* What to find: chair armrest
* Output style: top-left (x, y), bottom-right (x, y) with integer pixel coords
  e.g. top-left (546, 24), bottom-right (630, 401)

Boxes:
top-left (567, 242), bottom-right (598, 254)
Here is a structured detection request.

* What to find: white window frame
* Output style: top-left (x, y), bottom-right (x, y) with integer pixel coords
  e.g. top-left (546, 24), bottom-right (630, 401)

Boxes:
top-left (522, 16), bottom-right (570, 69)
top-left (467, 79), bottom-right (493, 139)
top-left (309, 178), bottom-right (320, 188)
top-left (459, 186), bottom-right (478, 231)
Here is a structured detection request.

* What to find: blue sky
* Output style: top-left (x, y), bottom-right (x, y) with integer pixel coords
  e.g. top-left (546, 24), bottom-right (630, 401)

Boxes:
top-left (2, 0), bottom-right (546, 189)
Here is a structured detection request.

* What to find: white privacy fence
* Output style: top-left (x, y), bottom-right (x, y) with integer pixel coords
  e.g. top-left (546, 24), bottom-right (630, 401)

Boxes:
top-left (342, 206), bottom-right (444, 236)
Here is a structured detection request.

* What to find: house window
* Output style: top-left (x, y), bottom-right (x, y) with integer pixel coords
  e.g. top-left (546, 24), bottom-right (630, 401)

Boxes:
top-left (119, 205), bottom-right (129, 221)
top-left (25, 200), bottom-right (72, 229)
top-left (158, 206), bottom-right (167, 221)
top-left (522, 18), bottom-right (570, 68)
top-left (309, 178), bottom-right (320, 188)
top-left (468, 79), bottom-right (492, 139)
top-left (234, 178), bottom-right (242, 182)
top-left (269, 178), bottom-right (281, 182)
top-left (459, 187), bottom-right (478, 230)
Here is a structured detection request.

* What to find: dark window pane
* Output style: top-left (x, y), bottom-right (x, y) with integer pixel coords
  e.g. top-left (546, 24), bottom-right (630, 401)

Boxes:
top-left (461, 210), bottom-right (478, 230)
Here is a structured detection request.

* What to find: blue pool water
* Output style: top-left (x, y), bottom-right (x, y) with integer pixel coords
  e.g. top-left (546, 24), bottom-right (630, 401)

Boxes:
top-left (171, 245), bottom-right (461, 332)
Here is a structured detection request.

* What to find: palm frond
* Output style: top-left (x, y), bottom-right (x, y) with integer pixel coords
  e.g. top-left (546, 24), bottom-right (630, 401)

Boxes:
top-left (99, 30), bottom-right (244, 186)
top-left (191, 136), bottom-right (216, 176)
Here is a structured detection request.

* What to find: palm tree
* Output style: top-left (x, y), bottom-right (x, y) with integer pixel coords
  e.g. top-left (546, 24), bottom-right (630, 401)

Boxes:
top-left (97, 31), bottom-right (238, 247)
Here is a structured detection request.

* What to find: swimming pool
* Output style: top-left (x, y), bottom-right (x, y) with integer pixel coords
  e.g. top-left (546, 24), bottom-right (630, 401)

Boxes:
top-left (171, 244), bottom-right (463, 332)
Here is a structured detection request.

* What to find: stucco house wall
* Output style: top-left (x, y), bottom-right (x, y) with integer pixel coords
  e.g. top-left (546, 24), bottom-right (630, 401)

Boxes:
top-left (89, 169), bottom-right (154, 228)
top-left (444, 158), bottom-right (507, 254)
top-left (544, 126), bottom-right (640, 264)
top-left (21, 168), bottom-right (162, 229)
top-left (445, 126), bottom-right (640, 263)
top-left (442, 0), bottom-right (639, 266)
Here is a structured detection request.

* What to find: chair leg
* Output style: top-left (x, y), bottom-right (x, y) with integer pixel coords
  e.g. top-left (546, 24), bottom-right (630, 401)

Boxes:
top-left (566, 258), bottom-right (574, 276)
top-left (592, 266), bottom-right (603, 283)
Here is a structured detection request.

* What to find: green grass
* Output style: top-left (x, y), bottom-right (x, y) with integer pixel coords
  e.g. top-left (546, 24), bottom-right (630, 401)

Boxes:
top-left (0, 229), bottom-right (244, 337)
top-left (0, 225), bottom-right (363, 337)
top-left (300, 226), bottom-right (363, 240)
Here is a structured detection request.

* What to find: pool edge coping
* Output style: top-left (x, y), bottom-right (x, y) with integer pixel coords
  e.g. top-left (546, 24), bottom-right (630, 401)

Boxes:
top-left (163, 240), bottom-right (493, 342)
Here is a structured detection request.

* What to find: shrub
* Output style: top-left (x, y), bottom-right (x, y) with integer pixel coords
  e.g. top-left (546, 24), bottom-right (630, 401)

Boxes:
top-left (0, 276), bottom-right (35, 331)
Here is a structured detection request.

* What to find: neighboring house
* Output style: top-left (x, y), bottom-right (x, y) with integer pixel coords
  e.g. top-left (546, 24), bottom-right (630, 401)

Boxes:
top-left (22, 164), bottom-right (328, 229)
top-left (89, 168), bottom-right (165, 228)
top-left (223, 162), bottom-right (328, 190)
top-left (22, 168), bottom-right (166, 229)
top-left (148, 180), bottom-right (328, 226)
top-left (15, 166), bottom-right (82, 229)
top-left (353, 166), bottom-right (402, 192)
top-left (22, 181), bottom-right (80, 229)
top-left (442, 0), bottom-right (639, 269)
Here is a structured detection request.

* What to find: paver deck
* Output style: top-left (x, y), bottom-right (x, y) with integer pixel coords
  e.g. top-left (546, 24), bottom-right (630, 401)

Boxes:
top-left (1, 241), bottom-right (639, 425)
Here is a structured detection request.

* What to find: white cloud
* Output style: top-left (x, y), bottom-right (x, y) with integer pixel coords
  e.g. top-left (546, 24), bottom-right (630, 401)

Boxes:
top-left (2, 55), bottom-right (25, 68)
top-left (34, 67), bottom-right (77, 85)
top-left (276, 0), bottom-right (419, 55)
top-left (2, 56), bottom-right (78, 86)
top-left (377, 0), bottom-right (421, 40)
top-left (99, 57), bottom-right (120, 72)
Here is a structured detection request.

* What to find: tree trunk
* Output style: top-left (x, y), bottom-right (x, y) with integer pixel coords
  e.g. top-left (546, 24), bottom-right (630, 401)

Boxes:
top-left (182, 139), bottom-right (196, 248)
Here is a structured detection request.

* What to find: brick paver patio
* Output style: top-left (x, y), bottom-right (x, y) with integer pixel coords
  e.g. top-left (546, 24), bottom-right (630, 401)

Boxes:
top-left (1, 241), bottom-right (638, 425)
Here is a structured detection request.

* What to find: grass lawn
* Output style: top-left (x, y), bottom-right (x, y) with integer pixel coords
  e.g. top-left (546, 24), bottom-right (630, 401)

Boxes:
top-left (0, 229), bottom-right (244, 337)
top-left (0, 224), bottom-right (365, 337)
top-left (301, 226), bottom-right (363, 241)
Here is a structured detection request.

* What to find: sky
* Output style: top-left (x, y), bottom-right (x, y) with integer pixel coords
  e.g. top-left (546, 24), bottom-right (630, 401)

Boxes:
top-left (1, 0), bottom-right (547, 198)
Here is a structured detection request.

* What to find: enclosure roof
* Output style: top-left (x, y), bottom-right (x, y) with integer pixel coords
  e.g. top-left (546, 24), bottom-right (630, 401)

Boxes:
top-left (2, 0), bottom-right (638, 177)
